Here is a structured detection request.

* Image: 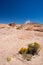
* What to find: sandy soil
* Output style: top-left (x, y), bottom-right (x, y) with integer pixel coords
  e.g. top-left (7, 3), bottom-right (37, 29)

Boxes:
top-left (0, 24), bottom-right (43, 65)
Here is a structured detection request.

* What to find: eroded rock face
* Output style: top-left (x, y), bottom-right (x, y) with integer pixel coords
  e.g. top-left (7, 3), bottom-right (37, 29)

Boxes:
top-left (8, 23), bottom-right (16, 27)
top-left (0, 23), bottom-right (43, 32)
top-left (21, 23), bottom-right (43, 32)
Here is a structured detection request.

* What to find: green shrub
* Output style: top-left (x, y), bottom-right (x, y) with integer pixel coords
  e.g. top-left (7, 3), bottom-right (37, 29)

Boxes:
top-left (26, 43), bottom-right (34, 54)
top-left (26, 42), bottom-right (40, 55)
top-left (16, 27), bottom-right (21, 30)
top-left (18, 42), bottom-right (41, 61)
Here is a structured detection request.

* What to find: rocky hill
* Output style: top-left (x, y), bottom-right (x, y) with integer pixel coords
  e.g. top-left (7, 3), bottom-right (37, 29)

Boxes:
top-left (0, 23), bottom-right (43, 65)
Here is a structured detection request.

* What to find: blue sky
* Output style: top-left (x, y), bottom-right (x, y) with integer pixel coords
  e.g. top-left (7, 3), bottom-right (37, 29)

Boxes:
top-left (0, 0), bottom-right (43, 24)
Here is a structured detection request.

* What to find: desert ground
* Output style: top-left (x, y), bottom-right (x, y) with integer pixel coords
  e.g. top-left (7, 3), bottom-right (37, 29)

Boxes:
top-left (0, 23), bottom-right (43, 65)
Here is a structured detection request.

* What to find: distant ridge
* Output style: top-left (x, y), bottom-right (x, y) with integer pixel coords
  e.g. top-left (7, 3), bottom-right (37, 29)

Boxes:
top-left (0, 22), bottom-right (43, 32)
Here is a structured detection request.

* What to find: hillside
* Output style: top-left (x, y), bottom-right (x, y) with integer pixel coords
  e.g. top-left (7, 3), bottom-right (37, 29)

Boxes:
top-left (0, 23), bottom-right (43, 65)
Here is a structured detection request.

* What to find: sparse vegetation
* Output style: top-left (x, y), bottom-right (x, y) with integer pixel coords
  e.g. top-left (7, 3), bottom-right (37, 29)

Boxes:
top-left (18, 42), bottom-right (41, 61)
top-left (19, 47), bottom-right (27, 54)
top-left (16, 26), bottom-right (21, 30)
top-left (26, 42), bottom-right (40, 55)
top-left (7, 56), bottom-right (12, 62)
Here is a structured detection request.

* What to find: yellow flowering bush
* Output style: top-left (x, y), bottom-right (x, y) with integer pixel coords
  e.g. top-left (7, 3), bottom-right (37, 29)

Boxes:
top-left (19, 47), bottom-right (27, 54)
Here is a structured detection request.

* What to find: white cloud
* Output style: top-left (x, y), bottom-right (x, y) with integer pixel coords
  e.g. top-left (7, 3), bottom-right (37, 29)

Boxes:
top-left (25, 20), bottom-right (31, 24)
